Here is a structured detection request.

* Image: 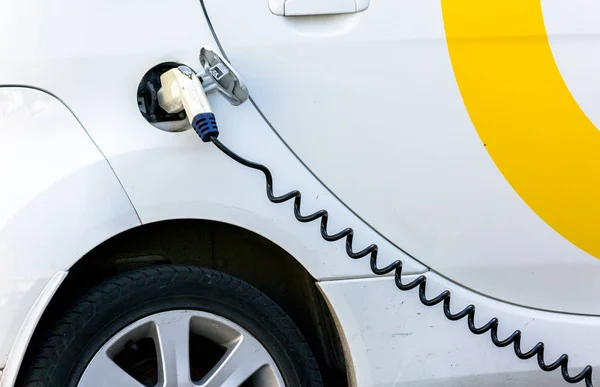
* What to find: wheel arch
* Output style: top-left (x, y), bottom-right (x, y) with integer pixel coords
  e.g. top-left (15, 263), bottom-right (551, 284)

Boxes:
top-left (16, 218), bottom-right (349, 386)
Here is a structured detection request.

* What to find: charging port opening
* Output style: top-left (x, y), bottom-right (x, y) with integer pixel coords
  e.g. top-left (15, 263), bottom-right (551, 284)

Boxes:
top-left (137, 62), bottom-right (190, 132)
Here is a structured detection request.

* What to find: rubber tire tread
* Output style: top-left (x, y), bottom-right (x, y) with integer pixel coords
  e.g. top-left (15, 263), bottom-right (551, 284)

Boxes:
top-left (19, 264), bottom-right (323, 387)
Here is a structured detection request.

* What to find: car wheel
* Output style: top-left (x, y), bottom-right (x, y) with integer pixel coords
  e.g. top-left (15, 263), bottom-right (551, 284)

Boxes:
top-left (20, 265), bottom-right (323, 387)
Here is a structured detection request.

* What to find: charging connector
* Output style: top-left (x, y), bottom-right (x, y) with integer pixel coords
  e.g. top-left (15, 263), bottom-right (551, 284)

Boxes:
top-left (157, 65), bottom-right (218, 142)
top-left (153, 46), bottom-right (248, 140)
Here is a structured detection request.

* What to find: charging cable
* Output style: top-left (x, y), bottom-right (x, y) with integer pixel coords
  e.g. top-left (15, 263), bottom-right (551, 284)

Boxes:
top-left (157, 61), bottom-right (594, 387)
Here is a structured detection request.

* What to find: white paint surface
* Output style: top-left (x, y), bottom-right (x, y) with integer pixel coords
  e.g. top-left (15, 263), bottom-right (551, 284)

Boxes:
top-left (319, 275), bottom-right (600, 386)
top-left (0, 0), bottom-right (425, 281)
top-left (0, 87), bottom-right (140, 369)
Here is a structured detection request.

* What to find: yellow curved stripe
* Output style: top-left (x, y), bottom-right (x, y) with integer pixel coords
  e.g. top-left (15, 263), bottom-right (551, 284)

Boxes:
top-left (442, 1), bottom-right (600, 259)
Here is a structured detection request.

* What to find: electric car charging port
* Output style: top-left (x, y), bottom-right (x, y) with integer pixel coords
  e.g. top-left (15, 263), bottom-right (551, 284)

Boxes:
top-left (137, 62), bottom-right (190, 132)
top-left (138, 47), bottom-right (249, 135)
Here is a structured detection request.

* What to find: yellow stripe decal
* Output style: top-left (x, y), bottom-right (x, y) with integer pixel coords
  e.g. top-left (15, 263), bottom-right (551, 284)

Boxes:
top-left (442, 0), bottom-right (600, 259)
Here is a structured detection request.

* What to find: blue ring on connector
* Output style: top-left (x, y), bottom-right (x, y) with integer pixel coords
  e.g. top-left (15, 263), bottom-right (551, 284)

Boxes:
top-left (192, 112), bottom-right (219, 142)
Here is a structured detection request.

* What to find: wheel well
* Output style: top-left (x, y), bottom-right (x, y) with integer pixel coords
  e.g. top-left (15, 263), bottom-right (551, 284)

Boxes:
top-left (21, 219), bottom-right (348, 385)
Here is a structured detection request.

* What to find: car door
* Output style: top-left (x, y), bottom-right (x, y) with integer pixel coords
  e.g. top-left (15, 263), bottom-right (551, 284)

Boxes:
top-left (201, 0), bottom-right (600, 316)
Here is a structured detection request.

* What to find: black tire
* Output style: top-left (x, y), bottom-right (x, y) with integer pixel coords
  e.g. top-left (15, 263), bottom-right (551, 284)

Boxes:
top-left (20, 265), bottom-right (323, 387)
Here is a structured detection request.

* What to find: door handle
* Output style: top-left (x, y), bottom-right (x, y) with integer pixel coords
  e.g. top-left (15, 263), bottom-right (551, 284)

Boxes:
top-left (268, 0), bottom-right (370, 16)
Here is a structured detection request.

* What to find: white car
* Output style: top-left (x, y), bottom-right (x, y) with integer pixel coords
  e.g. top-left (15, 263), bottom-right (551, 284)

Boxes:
top-left (2, 0), bottom-right (600, 386)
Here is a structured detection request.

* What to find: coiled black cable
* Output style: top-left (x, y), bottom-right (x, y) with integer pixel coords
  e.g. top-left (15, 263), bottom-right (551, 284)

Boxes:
top-left (210, 136), bottom-right (594, 386)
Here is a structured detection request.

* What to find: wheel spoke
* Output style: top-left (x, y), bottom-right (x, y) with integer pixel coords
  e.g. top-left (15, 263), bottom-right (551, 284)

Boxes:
top-left (197, 334), bottom-right (269, 387)
top-left (153, 311), bottom-right (193, 386)
top-left (79, 351), bottom-right (145, 387)
top-left (78, 310), bottom-right (285, 387)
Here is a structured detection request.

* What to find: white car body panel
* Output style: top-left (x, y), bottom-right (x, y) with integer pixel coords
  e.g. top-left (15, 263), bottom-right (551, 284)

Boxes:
top-left (201, 0), bottom-right (600, 316)
top-left (0, 272), bottom-right (67, 387)
top-left (319, 275), bottom-right (600, 386)
top-left (0, 0), bottom-right (599, 386)
top-left (0, 87), bottom-right (140, 368)
top-left (0, 0), bottom-right (424, 281)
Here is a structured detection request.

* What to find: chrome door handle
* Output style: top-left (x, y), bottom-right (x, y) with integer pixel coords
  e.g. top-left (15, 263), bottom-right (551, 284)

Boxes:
top-left (268, 0), bottom-right (370, 16)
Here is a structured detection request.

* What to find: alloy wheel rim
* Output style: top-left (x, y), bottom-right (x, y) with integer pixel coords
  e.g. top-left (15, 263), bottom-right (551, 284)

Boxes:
top-left (78, 309), bottom-right (285, 387)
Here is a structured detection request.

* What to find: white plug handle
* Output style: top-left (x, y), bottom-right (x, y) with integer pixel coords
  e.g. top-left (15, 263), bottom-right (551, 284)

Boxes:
top-left (157, 66), bottom-right (212, 122)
